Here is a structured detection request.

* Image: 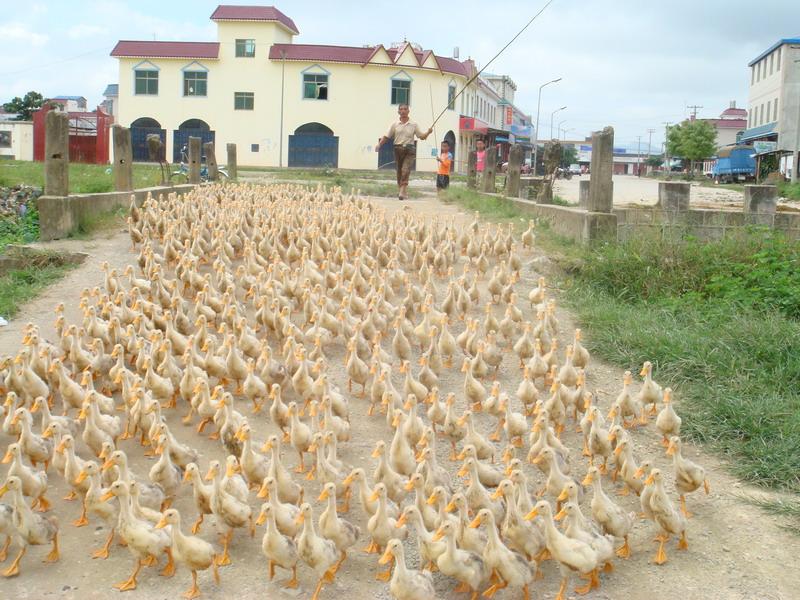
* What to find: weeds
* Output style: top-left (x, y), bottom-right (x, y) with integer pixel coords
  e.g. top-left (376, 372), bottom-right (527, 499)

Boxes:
top-left (0, 160), bottom-right (163, 194)
top-left (69, 207), bottom-right (127, 239)
top-left (0, 203), bottom-right (40, 250)
top-left (443, 187), bottom-right (524, 221)
top-left (741, 496), bottom-right (800, 534)
top-left (0, 263), bottom-right (77, 318)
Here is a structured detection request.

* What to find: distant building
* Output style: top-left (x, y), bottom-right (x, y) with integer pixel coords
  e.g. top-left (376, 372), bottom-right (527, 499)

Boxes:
top-left (741, 38), bottom-right (800, 180)
top-left (698, 101), bottom-right (747, 149)
top-left (51, 96), bottom-right (88, 112)
top-left (0, 121), bottom-right (34, 161)
top-left (101, 84), bottom-right (118, 119)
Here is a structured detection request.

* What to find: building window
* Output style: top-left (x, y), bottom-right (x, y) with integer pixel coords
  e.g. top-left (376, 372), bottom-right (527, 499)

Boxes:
top-left (759, 103), bottom-right (764, 125)
top-left (751, 66), bottom-right (755, 85)
top-left (303, 73), bottom-right (328, 100)
top-left (757, 61), bottom-right (761, 82)
top-left (0, 131), bottom-right (11, 148)
top-left (183, 71), bottom-right (207, 97)
top-left (134, 70), bottom-right (158, 95)
top-left (251, 144), bottom-right (259, 152)
top-left (234, 92), bottom-right (254, 110)
top-left (777, 47), bottom-right (781, 70)
top-left (447, 84), bottom-right (456, 110)
top-left (774, 98), bottom-right (778, 122)
top-left (770, 53), bottom-right (774, 75)
top-left (235, 39), bottom-right (256, 57)
top-left (391, 79), bottom-right (411, 105)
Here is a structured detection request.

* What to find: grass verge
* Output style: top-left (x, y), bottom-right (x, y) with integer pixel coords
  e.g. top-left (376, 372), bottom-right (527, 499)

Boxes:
top-left (0, 160), bottom-right (163, 194)
top-left (778, 181), bottom-right (800, 201)
top-left (443, 187), bottom-right (525, 221)
top-left (0, 262), bottom-right (77, 318)
top-left (0, 203), bottom-right (40, 251)
top-left (741, 496), bottom-right (800, 534)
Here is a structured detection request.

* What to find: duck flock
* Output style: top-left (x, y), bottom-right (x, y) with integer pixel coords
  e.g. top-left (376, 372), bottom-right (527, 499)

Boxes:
top-left (0, 183), bottom-right (710, 600)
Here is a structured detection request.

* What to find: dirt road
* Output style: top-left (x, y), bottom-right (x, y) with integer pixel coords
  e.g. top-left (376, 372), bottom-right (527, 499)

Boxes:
top-left (554, 175), bottom-right (745, 208)
top-left (0, 192), bottom-right (797, 600)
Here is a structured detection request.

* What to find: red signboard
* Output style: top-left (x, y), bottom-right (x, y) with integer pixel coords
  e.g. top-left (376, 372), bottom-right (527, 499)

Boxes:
top-left (459, 116), bottom-right (489, 134)
top-left (505, 106), bottom-right (513, 125)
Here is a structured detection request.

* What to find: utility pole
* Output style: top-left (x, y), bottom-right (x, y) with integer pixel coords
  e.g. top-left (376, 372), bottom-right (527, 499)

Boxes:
top-left (663, 121), bottom-right (673, 173)
top-left (279, 50), bottom-right (286, 168)
top-left (687, 104), bottom-right (703, 120)
top-left (646, 128), bottom-right (655, 175)
top-left (533, 77), bottom-right (562, 177)
top-left (636, 135), bottom-right (642, 177)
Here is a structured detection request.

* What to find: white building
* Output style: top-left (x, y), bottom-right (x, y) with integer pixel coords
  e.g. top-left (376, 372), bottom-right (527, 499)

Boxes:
top-left (742, 38), bottom-right (800, 180)
top-left (0, 121), bottom-right (34, 161)
top-left (101, 84), bottom-right (119, 120)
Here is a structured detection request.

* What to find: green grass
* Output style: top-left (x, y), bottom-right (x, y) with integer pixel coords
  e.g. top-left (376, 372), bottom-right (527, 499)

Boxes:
top-left (741, 496), bottom-right (800, 534)
top-left (0, 262), bottom-right (77, 318)
top-left (778, 181), bottom-right (800, 201)
top-left (696, 179), bottom-right (745, 193)
top-left (536, 228), bottom-right (800, 493)
top-left (0, 160), bottom-right (163, 194)
top-left (0, 203), bottom-right (40, 251)
top-left (443, 187), bottom-right (524, 221)
top-left (69, 207), bottom-right (127, 239)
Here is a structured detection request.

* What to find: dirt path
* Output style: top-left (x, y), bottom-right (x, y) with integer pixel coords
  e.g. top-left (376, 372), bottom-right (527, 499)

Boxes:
top-left (0, 191), bottom-right (797, 600)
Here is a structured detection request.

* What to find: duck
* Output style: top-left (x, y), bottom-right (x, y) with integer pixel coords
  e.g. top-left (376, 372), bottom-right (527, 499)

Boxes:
top-left (183, 463), bottom-right (213, 534)
top-left (2, 442), bottom-right (50, 512)
top-left (318, 481), bottom-right (360, 571)
top-left (587, 406), bottom-right (613, 473)
top-left (525, 500), bottom-right (599, 599)
top-left (155, 421), bottom-right (198, 469)
top-left (287, 402), bottom-right (312, 473)
top-left (367, 482), bottom-right (407, 562)
top-left (150, 434), bottom-right (182, 506)
top-left (645, 468), bottom-right (689, 565)
top-left (461, 358), bottom-right (487, 412)
top-left (491, 479), bottom-right (545, 562)
top-left (373, 439), bottom-right (410, 503)
top-left (256, 502), bottom-right (299, 589)
top-left (207, 459), bottom-right (253, 566)
top-left (555, 501), bottom-right (615, 579)
top-left (100, 480), bottom-right (173, 590)
top-left (469, 508), bottom-right (535, 600)
top-left (638, 360), bottom-right (663, 415)
top-left (31, 396), bottom-right (78, 438)
top-left (379, 538), bottom-right (437, 600)
top-left (458, 444), bottom-right (504, 488)
top-left (532, 447), bottom-right (581, 504)
top-left (235, 422), bottom-right (269, 489)
top-left (74, 460), bottom-right (118, 558)
top-left (608, 370), bottom-right (646, 427)
top-left (442, 393), bottom-right (466, 460)
top-left (666, 436), bottom-right (709, 517)
top-left (655, 388), bottom-right (681, 446)
top-left (156, 508), bottom-right (220, 600)
top-left (431, 520), bottom-right (489, 600)
top-left (102, 449), bottom-right (165, 511)
top-left (11, 407), bottom-right (53, 470)
top-left (256, 475), bottom-right (301, 537)
top-left (261, 434), bottom-right (303, 506)
top-left (295, 502), bottom-right (340, 600)
top-left (459, 457), bottom-right (504, 521)
top-left (458, 411), bottom-right (495, 462)
top-left (583, 466), bottom-right (635, 558)
top-left (0, 475), bottom-right (59, 577)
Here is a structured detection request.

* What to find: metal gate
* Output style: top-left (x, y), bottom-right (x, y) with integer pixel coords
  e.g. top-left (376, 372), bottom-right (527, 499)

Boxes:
top-left (132, 127), bottom-right (165, 162)
top-left (288, 134), bottom-right (339, 168)
top-left (378, 138), bottom-right (416, 170)
top-left (173, 128), bottom-right (215, 163)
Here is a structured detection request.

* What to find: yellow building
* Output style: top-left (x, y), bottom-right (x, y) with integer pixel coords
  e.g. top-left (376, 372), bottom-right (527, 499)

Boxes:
top-left (111, 5), bottom-right (481, 172)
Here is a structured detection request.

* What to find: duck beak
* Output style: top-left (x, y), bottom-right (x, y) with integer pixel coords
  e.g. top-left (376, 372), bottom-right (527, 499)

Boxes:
top-left (317, 489), bottom-right (330, 502)
top-left (342, 474), bottom-right (354, 488)
top-left (581, 472), bottom-right (593, 486)
top-left (42, 427), bottom-right (53, 439)
top-left (531, 455), bottom-right (544, 466)
top-left (155, 517), bottom-right (168, 529)
top-left (633, 467), bottom-right (645, 479)
top-left (378, 547), bottom-right (394, 565)
top-left (182, 470), bottom-right (192, 483)
top-left (395, 514), bottom-right (407, 528)
top-left (614, 444), bottom-right (624, 457)
top-left (403, 480), bottom-right (415, 492)
top-left (554, 506), bottom-right (567, 521)
top-left (294, 512), bottom-right (305, 525)
top-left (368, 491), bottom-right (379, 503)
top-left (235, 428), bottom-right (246, 442)
top-left (260, 440), bottom-right (273, 453)
top-left (204, 468), bottom-right (215, 482)
top-left (74, 470), bottom-right (88, 485)
top-left (666, 443), bottom-right (676, 456)
top-left (445, 500), bottom-right (456, 513)
top-left (468, 515), bottom-right (482, 529)
top-left (456, 465), bottom-right (469, 478)
top-left (0, 484), bottom-right (7, 497)
top-left (644, 473), bottom-right (655, 485)
top-left (99, 490), bottom-right (114, 503)
top-left (1, 451), bottom-right (12, 464)
top-left (256, 480), bottom-right (269, 499)
top-left (255, 508), bottom-right (267, 526)
top-left (431, 528), bottom-right (444, 542)
top-left (490, 488), bottom-right (503, 501)
top-left (524, 508), bottom-right (539, 521)
top-left (371, 447), bottom-right (381, 458)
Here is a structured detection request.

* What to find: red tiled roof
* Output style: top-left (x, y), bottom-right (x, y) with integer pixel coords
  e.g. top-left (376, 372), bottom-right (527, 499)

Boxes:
top-left (268, 43), bottom-right (472, 77)
top-left (704, 118), bottom-right (747, 128)
top-left (721, 107), bottom-right (747, 117)
top-left (210, 5), bottom-right (299, 33)
top-left (111, 41), bottom-right (220, 59)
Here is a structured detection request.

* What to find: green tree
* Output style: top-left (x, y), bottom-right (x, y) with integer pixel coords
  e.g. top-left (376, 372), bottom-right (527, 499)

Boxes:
top-left (2, 91), bottom-right (47, 121)
top-left (666, 120), bottom-right (717, 175)
top-left (645, 154), bottom-right (664, 168)
top-left (560, 145), bottom-right (578, 168)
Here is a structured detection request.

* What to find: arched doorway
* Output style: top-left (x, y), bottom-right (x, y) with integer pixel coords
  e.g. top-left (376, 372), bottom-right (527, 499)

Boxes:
top-left (444, 130), bottom-right (456, 173)
top-left (288, 122), bottom-right (339, 167)
top-left (130, 117), bottom-right (165, 162)
top-left (172, 118), bottom-right (215, 163)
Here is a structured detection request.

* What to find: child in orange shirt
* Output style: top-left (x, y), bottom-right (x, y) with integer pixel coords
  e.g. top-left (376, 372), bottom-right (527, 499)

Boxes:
top-left (435, 140), bottom-right (452, 196)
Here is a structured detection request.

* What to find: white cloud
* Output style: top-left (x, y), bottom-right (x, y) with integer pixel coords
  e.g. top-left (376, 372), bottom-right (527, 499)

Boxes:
top-left (67, 24), bottom-right (106, 40)
top-left (0, 23), bottom-right (49, 47)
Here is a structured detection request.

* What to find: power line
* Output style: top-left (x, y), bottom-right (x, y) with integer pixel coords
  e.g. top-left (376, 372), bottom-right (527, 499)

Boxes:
top-left (0, 46), bottom-right (110, 76)
top-left (687, 104), bottom-right (703, 119)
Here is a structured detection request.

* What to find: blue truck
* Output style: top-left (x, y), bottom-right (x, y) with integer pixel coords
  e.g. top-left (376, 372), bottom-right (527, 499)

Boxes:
top-left (711, 145), bottom-right (756, 183)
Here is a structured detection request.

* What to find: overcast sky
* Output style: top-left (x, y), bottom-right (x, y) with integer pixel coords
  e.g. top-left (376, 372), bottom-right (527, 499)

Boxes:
top-left (1, 0), bottom-right (795, 151)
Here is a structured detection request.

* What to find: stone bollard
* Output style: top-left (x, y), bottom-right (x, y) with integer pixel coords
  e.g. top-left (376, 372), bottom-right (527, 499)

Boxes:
top-left (226, 143), bottom-right (237, 180)
top-left (588, 126), bottom-right (614, 212)
top-left (578, 179), bottom-right (591, 209)
top-left (482, 146), bottom-right (497, 193)
top-left (506, 145), bottom-right (524, 197)
top-left (743, 185), bottom-right (777, 214)
top-left (658, 181), bottom-right (691, 211)
top-left (112, 125), bottom-right (133, 192)
top-left (44, 111), bottom-right (69, 196)
top-left (203, 142), bottom-right (218, 181)
top-left (188, 137), bottom-right (202, 184)
top-left (467, 150), bottom-right (477, 189)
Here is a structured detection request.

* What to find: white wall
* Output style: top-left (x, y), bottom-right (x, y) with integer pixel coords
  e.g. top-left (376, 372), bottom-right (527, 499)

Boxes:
top-left (0, 121), bottom-right (34, 161)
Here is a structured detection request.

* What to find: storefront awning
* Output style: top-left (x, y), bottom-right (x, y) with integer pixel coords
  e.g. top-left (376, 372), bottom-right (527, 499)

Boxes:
top-left (739, 122), bottom-right (777, 142)
top-left (459, 117), bottom-right (489, 134)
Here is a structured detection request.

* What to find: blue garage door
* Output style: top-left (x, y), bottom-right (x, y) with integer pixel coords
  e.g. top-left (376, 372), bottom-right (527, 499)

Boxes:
top-left (288, 122), bottom-right (338, 168)
top-left (130, 118), bottom-right (165, 162)
top-left (172, 119), bottom-right (215, 164)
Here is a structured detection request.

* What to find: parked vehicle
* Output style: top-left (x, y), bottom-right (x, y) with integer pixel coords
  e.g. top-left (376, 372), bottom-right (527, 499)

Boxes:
top-left (711, 145), bottom-right (756, 183)
top-left (170, 145), bottom-right (229, 183)
top-left (568, 163), bottom-right (581, 175)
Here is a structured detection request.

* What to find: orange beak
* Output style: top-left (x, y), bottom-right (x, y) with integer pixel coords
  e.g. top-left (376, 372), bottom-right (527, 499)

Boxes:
top-left (557, 488), bottom-right (570, 501)
top-left (490, 488), bottom-right (503, 501)
top-left (644, 473), bottom-right (655, 485)
top-left (99, 490), bottom-right (114, 502)
top-left (582, 472), bottom-right (593, 486)
top-left (395, 514), bottom-right (407, 528)
top-left (524, 508), bottom-right (539, 521)
top-left (431, 528), bottom-right (444, 542)
top-left (155, 516), bottom-right (168, 529)
top-left (1, 450), bottom-right (12, 464)
top-left (554, 506), bottom-right (568, 521)
top-left (468, 515), bottom-right (482, 529)
top-left (378, 548), bottom-right (394, 565)
top-left (318, 488), bottom-right (330, 502)
top-left (74, 470), bottom-right (88, 485)
top-left (294, 512), bottom-right (305, 525)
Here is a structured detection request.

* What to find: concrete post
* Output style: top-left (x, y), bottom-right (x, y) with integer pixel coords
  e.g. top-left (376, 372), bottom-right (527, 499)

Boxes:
top-left (226, 143), bottom-right (237, 180)
top-left (188, 137), bottom-right (201, 184)
top-left (578, 179), bottom-right (591, 209)
top-left (112, 125), bottom-right (133, 192)
top-left (44, 111), bottom-right (69, 196)
top-left (481, 146), bottom-right (497, 193)
top-left (467, 150), bottom-right (477, 189)
top-left (658, 181), bottom-right (691, 211)
top-left (203, 141), bottom-right (218, 181)
top-left (588, 126), bottom-right (614, 212)
top-left (743, 184), bottom-right (778, 214)
top-left (506, 145), bottom-right (524, 197)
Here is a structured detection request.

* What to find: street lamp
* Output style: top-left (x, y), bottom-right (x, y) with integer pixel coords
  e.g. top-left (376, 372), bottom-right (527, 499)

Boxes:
top-left (550, 106), bottom-right (567, 139)
top-left (557, 119), bottom-right (567, 139)
top-left (533, 77), bottom-right (561, 176)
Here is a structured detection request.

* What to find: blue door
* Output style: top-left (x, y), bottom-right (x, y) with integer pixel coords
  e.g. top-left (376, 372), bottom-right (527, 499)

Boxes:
top-left (378, 138), bottom-right (417, 170)
top-left (288, 122), bottom-right (338, 168)
top-left (173, 128), bottom-right (215, 163)
top-left (131, 127), bottom-right (165, 162)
